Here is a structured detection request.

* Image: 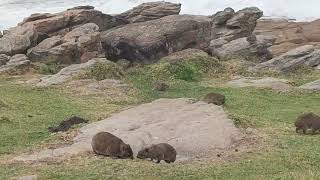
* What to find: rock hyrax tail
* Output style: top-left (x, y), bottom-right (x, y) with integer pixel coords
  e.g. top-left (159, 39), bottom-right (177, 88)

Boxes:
top-left (202, 92), bottom-right (225, 106)
top-left (295, 113), bottom-right (320, 134)
top-left (92, 132), bottom-right (133, 159)
top-left (137, 143), bottom-right (176, 163)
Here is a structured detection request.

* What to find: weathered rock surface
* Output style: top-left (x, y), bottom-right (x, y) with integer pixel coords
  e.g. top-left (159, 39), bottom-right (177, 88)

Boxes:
top-left (251, 45), bottom-right (320, 72)
top-left (102, 15), bottom-right (213, 63)
top-left (255, 19), bottom-right (320, 56)
top-left (299, 80), bottom-right (320, 91)
top-left (27, 23), bottom-right (102, 64)
top-left (0, 54), bottom-right (31, 75)
top-left (102, 7), bottom-right (263, 63)
top-left (116, 1), bottom-right (181, 23)
top-left (14, 98), bottom-right (243, 162)
top-left (20, 6), bottom-right (126, 35)
top-left (210, 35), bottom-right (275, 60)
top-left (0, 25), bottom-right (38, 56)
top-left (0, 54), bottom-right (10, 65)
top-left (36, 58), bottom-right (108, 87)
top-left (227, 77), bottom-right (293, 91)
top-left (0, 6), bottom-right (126, 58)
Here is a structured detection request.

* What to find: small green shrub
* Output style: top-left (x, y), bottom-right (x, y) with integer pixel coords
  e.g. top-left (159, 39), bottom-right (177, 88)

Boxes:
top-left (148, 56), bottom-right (223, 82)
top-left (38, 62), bottom-right (66, 75)
top-left (84, 62), bottom-right (124, 81)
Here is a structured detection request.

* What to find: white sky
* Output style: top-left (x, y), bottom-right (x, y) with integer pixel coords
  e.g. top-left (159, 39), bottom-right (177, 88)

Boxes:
top-left (0, 0), bottom-right (320, 30)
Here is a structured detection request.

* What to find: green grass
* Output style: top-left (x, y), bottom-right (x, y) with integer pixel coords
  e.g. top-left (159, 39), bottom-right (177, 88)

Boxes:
top-left (0, 63), bottom-right (320, 179)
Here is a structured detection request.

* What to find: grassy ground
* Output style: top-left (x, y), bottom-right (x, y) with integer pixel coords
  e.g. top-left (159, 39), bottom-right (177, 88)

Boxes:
top-left (0, 63), bottom-right (319, 179)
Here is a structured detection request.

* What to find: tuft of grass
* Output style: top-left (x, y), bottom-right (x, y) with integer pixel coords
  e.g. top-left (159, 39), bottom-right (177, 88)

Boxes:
top-left (36, 62), bottom-right (67, 75)
top-left (80, 61), bottom-right (124, 81)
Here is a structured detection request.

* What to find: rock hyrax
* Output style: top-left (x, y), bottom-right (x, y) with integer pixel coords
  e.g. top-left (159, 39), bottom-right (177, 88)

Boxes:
top-left (202, 92), bottom-right (225, 106)
top-left (137, 143), bottom-right (176, 163)
top-left (92, 132), bottom-right (133, 159)
top-left (295, 113), bottom-right (320, 134)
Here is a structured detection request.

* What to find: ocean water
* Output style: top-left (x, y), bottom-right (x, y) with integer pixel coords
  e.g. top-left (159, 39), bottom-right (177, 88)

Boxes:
top-left (0, 0), bottom-right (319, 31)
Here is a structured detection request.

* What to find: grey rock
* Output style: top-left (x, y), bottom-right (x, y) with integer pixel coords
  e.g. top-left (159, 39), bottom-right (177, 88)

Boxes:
top-left (102, 15), bottom-right (213, 63)
top-left (102, 6), bottom-right (263, 63)
top-left (28, 23), bottom-right (102, 64)
top-left (162, 48), bottom-right (209, 62)
top-left (0, 25), bottom-right (38, 56)
top-left (116, 1), bottom-right (181, 23)
top-left (14, 98), bottom-right (243, 162)
top-left (0, 54), bottom-right (31, 74)
top-left (226, 7), bottom-right (263, 36)
top-left (252, 45), bottom-right (320, 72)
top-left (210, 35), bottom-right (276, 60)
top-left (227, 77), bottom-right (293, 91)
top-left (299, 80), bottom-right (320, 91)
top-left (213, 7), bottom-right (235, 25)
top-left (0, 54), bottom-right (10, 65)
top-left (36, 58), bottom-right (109, 87)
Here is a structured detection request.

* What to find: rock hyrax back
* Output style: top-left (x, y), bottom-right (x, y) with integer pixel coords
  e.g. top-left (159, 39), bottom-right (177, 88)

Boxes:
top-left (92, 132), bottom-right (133, 159)
top-left (137, 143), bottom-right (176, 163)
top-left (203, 92), bottom-right (225, 106)
top-left (295, 113), bottom-right (320, 134)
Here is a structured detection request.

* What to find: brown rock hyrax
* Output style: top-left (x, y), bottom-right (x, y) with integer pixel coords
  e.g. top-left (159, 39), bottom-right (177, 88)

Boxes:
top-left (295, 113), bottom-right (320, 134)
top-left (202, 92), bottom-right (225, 106)
top-left (92, 132), bottom-right (133, 159)
top-left (137, 143), bottom-right (176, 163)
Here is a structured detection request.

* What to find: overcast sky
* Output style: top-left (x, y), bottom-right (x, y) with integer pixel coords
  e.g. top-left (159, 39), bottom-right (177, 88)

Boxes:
top-left (0, 0), bottom-right (319, 30)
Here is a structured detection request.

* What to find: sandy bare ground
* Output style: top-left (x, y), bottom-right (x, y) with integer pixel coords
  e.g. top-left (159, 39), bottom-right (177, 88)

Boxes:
top-left (14, 98), bottom-right (243, 162)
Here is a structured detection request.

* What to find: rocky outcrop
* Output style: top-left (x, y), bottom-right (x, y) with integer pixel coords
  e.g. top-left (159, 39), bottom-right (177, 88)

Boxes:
top-left (0, 25), bottom-right (39, 56)
top-left (27, 23), bottom-right (102, 64)
top-left (251, 45), bottom-right (320, 72)
top-left (102, 15), bottom-right (213, 63)
top-left (299, 80), bottom-right (320, 91)
top-left (116, 1), bottom-right (181, 23)
top-left (210, 35), bottom-right (275, 60)
top-left (210, 7), bottom-right (265, 60)
top-left (0, 6), bottom-right (126, 58)
top-left (102, 7), bottom-right (263, 63)
top-left (255, 19), bottom-right (320, 56)
top-left (19, 6), bottom-right (126, 35)
top-left (227, 77), bottom-right (293, 91)
top-left (36, 58), bottom-right (108, 87)
top-left (0, 54), bottom-right (31, 75)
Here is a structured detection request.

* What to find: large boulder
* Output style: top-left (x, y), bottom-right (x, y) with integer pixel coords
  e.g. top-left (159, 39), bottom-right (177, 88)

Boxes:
top-left (0, 6), bottom-right (126, 58)
top-left (0, 54), bottom-right (31, 75)
top-left (14, 98), bottom-right (243, 162)
top-left (210, 35), bottom-right (275, 61)
top-left (251, 45), bottom-right (320, 72)
top-left (161, 48), bottom-right (209, 62)
top-left (116, 1), bottom-right (181, 23)
top-left (20, 6), bottom-right (127, 35)
top-left (102, 7), bottom-right (263, 63)
top-left (27, 23), bottom-right (102, 64)
top-left (0, 25), bottom-right (38, 56)
top-left (102, 15), bottom-right (213, 63)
